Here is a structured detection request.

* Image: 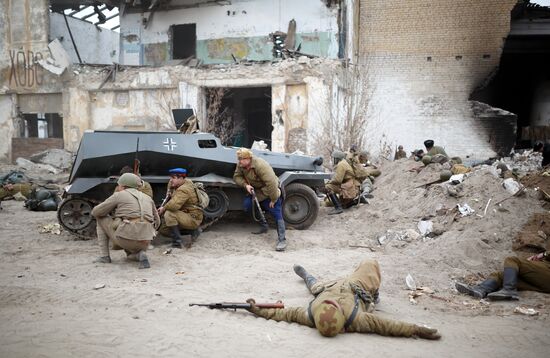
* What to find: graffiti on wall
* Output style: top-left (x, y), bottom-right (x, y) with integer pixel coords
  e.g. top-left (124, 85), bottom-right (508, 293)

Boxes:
top-left (9, 50), bottom-right (45, 88)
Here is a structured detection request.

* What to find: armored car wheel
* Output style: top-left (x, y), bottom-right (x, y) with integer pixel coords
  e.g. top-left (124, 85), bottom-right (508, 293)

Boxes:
top-left (283, 183), bottom-right (319, 230)
top-left (204, 188), bottom-right (229, 219)
top-left (57, 198), bottom-right (95, 232)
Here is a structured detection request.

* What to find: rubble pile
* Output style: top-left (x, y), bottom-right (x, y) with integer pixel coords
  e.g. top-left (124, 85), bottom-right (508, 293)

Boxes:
top-left (0, 149), bottom-right (72, 186)
top-left (342, 157), bottom-right (546, 279)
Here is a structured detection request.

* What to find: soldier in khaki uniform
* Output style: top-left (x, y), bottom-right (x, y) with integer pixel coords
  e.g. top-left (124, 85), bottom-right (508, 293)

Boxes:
top-left (456, 251), bottom-right (550, 300)
top-left (394, 145), bottom-right (407, 160)
top-left (91, 173), bottom-right (160, 269)
top-left (245, 259), bottom-right (441, 339)
top-left (0, 183), bottom-right (33, 201)
top-left (157, 168), bottom-right (203, 249)
top-left (325, 150), bottom-right (360, 215)
top-left (118, 165), bottom-right (153, 199)
top-left (233, 148), bottom-right (287, 252)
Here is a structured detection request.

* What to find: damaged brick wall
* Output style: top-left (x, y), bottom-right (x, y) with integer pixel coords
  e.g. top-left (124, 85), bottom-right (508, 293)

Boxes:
top-left (358, 0), bottom-right (518, 159)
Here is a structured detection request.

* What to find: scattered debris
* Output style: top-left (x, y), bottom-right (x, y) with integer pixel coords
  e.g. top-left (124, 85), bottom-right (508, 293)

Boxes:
top-left (417, 220), bottom-right (433, 236)
top-left (40, 223), bottom-right (61, 235)
top-left (503, 178), bottom-right (523, 195)
top-left (175, 271), bottom-right (185, 275)
top-left (93, 283), bottom-right (105, 290)
top-left (163, 248), bottom-right (173, 255)
top-left (514, 306), bottom-right (539, 316)
top-left (405, 274), bottom-right (417, 291)
top-left (457, 203), bottom-right (475, 217)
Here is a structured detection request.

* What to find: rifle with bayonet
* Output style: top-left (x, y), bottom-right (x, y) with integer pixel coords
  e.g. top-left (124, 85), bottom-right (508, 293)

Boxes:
top-left (189, 301), bottom-right (284, 311)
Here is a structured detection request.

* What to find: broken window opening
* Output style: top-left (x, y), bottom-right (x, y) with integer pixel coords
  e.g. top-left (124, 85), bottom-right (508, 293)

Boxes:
top-left (20, 113), bottom-right (63, 139)
top-left (172, 24), bottom-right (196, 60)
top-left (205, 87), bottom-right (272, 149)
top-left (470, 35), bottom-right (550, 150)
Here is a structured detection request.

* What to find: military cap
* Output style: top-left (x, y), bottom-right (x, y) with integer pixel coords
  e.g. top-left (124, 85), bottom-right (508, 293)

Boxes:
top-left (169, 168), bottom-right (187, 177)
top-left (331, 150), bottom-right (346, 160)
top-left (424, 140), bottom-right (434, 148)
top-left (236, 147), bottom-right (253, 159)
top-left (117, 173), bottom-right (140, 188)
top-left (313, 301), bottom-right (346, 337)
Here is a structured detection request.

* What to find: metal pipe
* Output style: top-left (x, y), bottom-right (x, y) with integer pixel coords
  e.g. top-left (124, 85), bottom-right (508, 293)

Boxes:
top-left (63, 12), bottom-right (82, 64)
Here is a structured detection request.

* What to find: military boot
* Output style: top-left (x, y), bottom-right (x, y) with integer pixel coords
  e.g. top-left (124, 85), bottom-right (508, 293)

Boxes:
top-left (487, 268), bottom-right (520, 300)
top-left (252, 220), bottom-right (269, 234)
top-left (138, 251), bottom-right (150, 269)
top-left (455, 278), bottom-right (500, 298)
top-left (169, 226), bottom-right (183, 248)
top-left (275, 219), bottom-right (287, 252)
top-left (328, 193), bottom-right (343, 215)
top-left (293, 264), bottom-right (318, 293)
top-left (191, 228), bottom-right (202, 242)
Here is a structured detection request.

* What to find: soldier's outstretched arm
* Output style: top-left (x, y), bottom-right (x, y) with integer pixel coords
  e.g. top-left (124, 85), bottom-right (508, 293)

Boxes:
top-left (163, 187), bottom-right (188, 211)
top-left (246, 299), bottom-right (314, 327)
top-left (350, 312), bottom-right (441, 340)
top-left (233, 167), bottom-right (246, 187)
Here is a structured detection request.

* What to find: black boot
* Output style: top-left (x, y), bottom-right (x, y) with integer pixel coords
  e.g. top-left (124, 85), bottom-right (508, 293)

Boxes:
top-left (328, 193), bottom-right (343, 215)
top-left (138, 251), bottom-right (150, 269)
top-left (487, 268), bottom-right (520, 300)
top-left (293, 264), bottom-right (317, 293)
top-left (252, 220), bottom-right (269, 234)
top-left (455, 278), bottom-right (500, 298)
top-left (275, 219), bottom-right (287, 252)
top-left (191, 228), bottom-right (202, 242)
top-left (169, 226), bottom-right (183, 248)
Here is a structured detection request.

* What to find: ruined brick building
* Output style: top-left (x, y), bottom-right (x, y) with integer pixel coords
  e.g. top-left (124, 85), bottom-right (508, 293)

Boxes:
top-left (1, 0), bottom-right (549, 164)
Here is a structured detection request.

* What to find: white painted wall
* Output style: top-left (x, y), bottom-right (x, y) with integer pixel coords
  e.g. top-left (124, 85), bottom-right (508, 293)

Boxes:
top-left (120, 0), bottom-right (339, 64)
top-left (0, 95), bottom-right (15, 163)
top-left (50, 12), bottom-right (119, 64)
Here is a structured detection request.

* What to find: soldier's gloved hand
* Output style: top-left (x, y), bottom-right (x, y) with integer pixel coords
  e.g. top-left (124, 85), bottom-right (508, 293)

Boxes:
top-left (414, 326), bottom-right (441, 340)
top-left (246, 298), bottom-right (260, 313)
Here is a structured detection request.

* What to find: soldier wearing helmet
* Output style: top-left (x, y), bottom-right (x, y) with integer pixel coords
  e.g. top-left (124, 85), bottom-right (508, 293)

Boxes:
top-left (245, 259), bottom-right (441, 340)
top-left (91, 173), bottom-right (160, 269)
top-left (325, 150), bottom-right (361, 214)
top-left (233, 147), bottom-right (287, 252)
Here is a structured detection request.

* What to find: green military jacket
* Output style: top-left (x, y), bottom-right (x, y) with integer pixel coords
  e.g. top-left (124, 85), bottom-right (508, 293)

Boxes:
top-left (233, 157), bottom-right (281, 202)
top-left (327, 159), bottom-right (356, 187)
top-left (249, 277), bottom-right (419, 337)
top-left (427, 146), bottom-right (448, 158)
top-left (164, 179), bottom-right (203, 218)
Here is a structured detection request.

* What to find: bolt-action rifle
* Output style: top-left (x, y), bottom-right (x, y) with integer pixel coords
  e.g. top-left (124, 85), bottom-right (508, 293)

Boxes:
top-left (189, 301), bottom-right (284, 311)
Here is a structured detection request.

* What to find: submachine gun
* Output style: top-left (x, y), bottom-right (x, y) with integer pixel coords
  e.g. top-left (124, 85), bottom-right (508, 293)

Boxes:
top-left (189, 301), bottom-right (284, 311)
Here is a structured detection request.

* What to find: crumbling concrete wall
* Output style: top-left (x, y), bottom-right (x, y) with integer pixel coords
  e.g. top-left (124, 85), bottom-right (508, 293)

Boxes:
top-left (49, 13), bottom-right (119, 65)
top-left (359, 0), bottom-right (518, 159)
top-left (120, 0), bottom-right (340, 65)
top-left (0, 94), bottom-right (15, 163)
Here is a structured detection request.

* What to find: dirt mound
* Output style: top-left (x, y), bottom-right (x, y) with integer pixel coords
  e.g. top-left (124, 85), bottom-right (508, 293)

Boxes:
top-left (329, 157), bottom-right (546, 278)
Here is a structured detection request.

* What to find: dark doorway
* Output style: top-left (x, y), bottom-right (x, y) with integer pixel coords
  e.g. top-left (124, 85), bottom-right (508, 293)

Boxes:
top-left (205, 87), bottom-right (272, 148)
top-left (172, 24), bottom-right (196, 59)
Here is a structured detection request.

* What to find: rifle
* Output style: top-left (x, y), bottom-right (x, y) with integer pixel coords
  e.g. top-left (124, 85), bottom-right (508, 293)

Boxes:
top-left (251, 188), bottom-right (267, 224)
top-left (189, 301), bottom-right (284, 311)
top-left (133, 138), bottom-right (140, 175)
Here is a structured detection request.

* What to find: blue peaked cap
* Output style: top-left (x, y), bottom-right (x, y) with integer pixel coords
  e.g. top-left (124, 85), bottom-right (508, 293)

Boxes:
top-left (169, 168), bottom-right (187, 175)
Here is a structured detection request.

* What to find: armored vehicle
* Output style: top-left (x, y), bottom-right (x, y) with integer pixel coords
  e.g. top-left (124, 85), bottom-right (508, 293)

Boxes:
top-left (58, 131), bottom-right (330, 238)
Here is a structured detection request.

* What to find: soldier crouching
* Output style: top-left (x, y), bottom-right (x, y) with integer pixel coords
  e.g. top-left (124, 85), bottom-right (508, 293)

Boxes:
top-left (91, 173), bottom-right (160, 269)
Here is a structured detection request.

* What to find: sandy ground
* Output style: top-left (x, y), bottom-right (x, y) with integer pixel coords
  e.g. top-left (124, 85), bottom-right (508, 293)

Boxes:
top-left (1, 159), bottom-right (550, 358)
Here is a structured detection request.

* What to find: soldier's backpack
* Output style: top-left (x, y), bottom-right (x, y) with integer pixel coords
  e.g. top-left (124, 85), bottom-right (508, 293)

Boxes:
top-left (1, 170), bottom-right (28, 185)
top-left (24, 188), bottom-right (60, 211)
top-left (193, 182), bottom-right (210, 209)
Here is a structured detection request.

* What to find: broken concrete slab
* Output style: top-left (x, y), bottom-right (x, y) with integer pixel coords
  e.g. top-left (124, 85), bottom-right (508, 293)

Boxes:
top-left (37, 39), bottom-right (71, 75)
